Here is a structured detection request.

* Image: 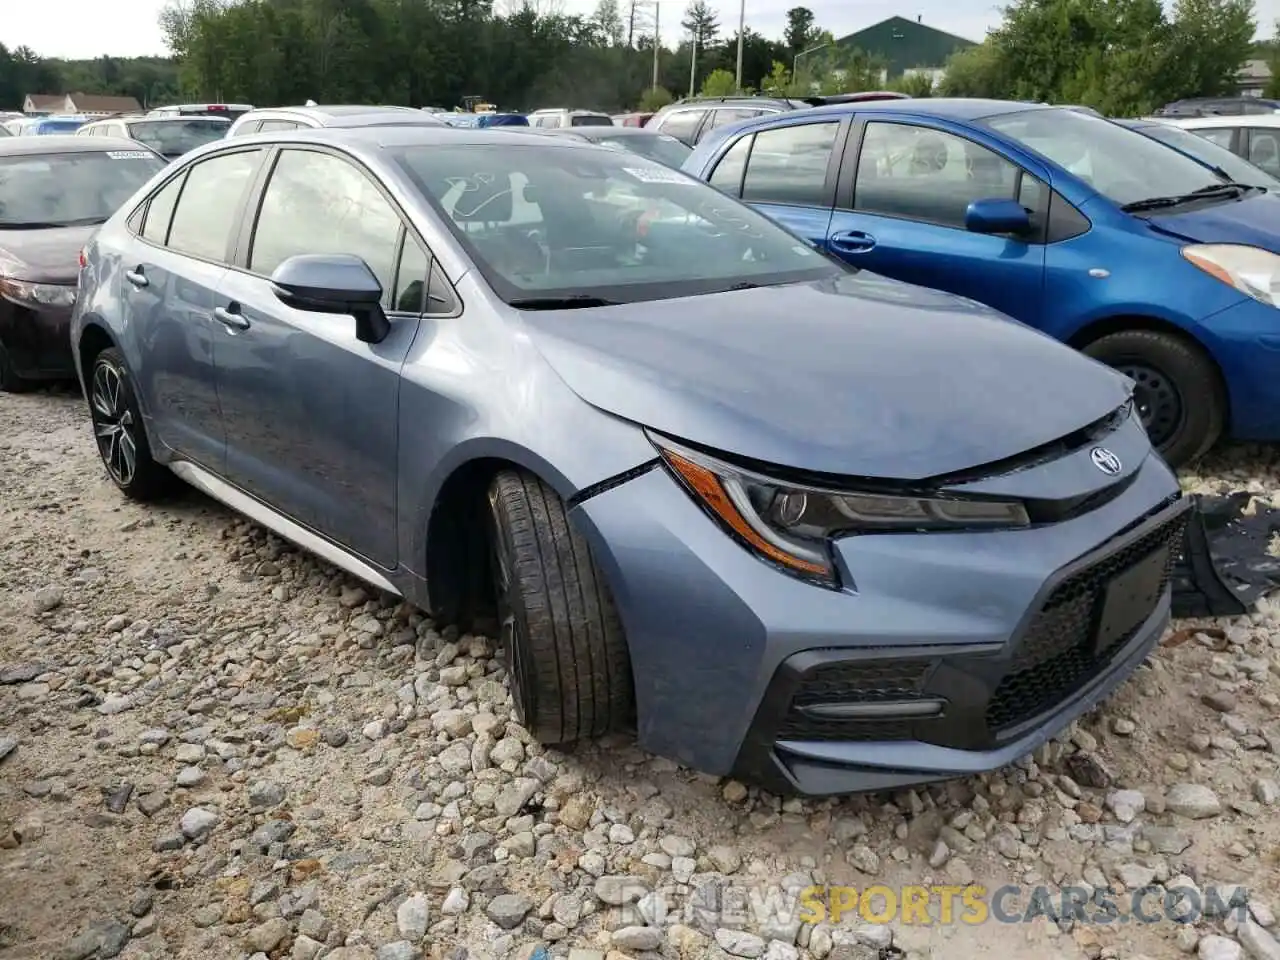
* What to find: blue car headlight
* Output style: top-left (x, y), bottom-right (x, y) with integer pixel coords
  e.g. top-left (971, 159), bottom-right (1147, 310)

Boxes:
top-left (651, 435), bottom-right (1030, 587)
top-left (1182, 244), bottom-right (1280, 307)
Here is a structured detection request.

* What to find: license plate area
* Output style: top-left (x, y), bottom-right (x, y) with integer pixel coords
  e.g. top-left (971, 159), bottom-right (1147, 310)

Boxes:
top-left (1093, 547), bottom-right (1169, 655)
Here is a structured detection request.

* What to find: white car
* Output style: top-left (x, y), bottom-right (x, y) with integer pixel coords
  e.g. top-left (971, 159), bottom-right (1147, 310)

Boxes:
top-left (1160, 113), bottom-right (1280, 180)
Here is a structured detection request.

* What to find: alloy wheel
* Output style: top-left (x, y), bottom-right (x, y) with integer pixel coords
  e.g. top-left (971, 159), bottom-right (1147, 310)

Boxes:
top-left (1118, 361), bottom-right (1184, 451)
top-left (90, 362), bottom-right (137, 487)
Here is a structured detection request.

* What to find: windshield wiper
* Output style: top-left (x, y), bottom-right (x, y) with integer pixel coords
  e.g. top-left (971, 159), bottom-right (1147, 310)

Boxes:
top-left (0, 217), bottom-right (107, 229)
top-left (508, 295), bottom-right (622, 310)
top-left (1121, 182), bottom-right (1252, 212)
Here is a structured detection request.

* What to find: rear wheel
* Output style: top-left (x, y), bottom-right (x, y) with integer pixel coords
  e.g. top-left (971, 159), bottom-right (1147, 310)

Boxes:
top-left (88, 348), bottom-right (176, 501)
top-left (0, 340), bottom-right (33, 393)
top-left (486, 468), bottom-right (634, 743)
top-left (1082, 329), bottom-right (1224, 469)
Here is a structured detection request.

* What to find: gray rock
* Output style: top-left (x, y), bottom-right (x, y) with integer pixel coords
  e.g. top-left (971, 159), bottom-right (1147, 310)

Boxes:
top-left (32, 585), bottom-right (64, 613)
top-left (249, 780), bottom-right (286, 808)
top-left (0, 736), bottom-right (16, 765)
top-left (441, 887), bottom-right (469, 916)
top-left (594, 875), bottom-right (648, 905)
top-left (613, 926), bottom-right (663, 951)
top-left (396, 892), bottom-right (430, 940)
top-left (716, 929), bottom-right (767, 958)
top-left (1167, 783), bottom-right (1223, 819)
top-left (1239, 920), bottom-right (1280, 960)
top-left (376, 943), bottom-right (421, 960)
top-left (179, 806), bottom-right (218, 839)
top-left (1198, 935), bottom-right (1243, 960)
top-left (1106, 789), bottom-right (1146, 823)
top-left (484, 893), bottom-right (532, 929)
top-left (246, 917), bottom-right (292, 952)
top-left (494, 777), bottom-right (540, 817)
top-left (298, 909), bottom-right (330, 941)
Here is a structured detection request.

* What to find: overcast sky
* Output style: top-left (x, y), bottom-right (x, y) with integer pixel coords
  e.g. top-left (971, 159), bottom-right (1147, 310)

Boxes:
top-left (6, 0), bottom-right (1276, 61)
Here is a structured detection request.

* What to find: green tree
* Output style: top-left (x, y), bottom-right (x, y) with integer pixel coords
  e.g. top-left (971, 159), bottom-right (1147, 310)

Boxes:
top-left (784, 7), bottom-right (816, 57)
top-left (891, 71), bottom-right (936, 97)
top-left (639, 85), bottom-right (674, 110)
top-left (700, 67), bottom-right (736, 96)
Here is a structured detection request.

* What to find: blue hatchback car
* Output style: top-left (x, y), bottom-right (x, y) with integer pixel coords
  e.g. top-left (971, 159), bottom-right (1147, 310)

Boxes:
top-left (684, 99), bottom-right (1280, 467)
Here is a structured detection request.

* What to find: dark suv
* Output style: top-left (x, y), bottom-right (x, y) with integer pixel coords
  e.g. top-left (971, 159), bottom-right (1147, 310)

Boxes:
top-left (645, 92), bottom-right (908, 146)
top-left (1155, 97), bottom-right (1280, 118)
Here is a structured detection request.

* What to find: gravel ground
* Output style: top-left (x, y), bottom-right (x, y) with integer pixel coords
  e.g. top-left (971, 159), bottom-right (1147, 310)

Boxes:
top-left (2, 386), bottom-right (1279, 960)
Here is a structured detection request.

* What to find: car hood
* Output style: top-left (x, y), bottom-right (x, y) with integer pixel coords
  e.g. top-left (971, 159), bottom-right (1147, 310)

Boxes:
top-left (520, 274), bottom-right (1132, 480)
top-left (1145, 190), bottom-right (1280, 249)
top-left (0, 224), bottom-right (96, 284)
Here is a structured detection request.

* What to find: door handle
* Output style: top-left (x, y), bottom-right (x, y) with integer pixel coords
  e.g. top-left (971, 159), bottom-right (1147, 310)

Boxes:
top-left (828, 230), bottom-right (876, 254)
top-left (124, 267), bottom-right (148, 288)
top-left (213, 304), bottom-right (250, 331)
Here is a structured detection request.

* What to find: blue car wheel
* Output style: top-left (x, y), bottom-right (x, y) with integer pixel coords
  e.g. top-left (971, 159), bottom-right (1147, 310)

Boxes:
top-left (1083, 329), bottom-right (1225, 466)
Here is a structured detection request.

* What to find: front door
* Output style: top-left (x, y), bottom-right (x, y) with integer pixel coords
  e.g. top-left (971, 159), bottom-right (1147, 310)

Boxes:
top-left (827, 119), bottom-right (1047, 324)
top-left (121, 149), bottom-right (266, 468)
top-left (211, 146), bottom-right (425, 568)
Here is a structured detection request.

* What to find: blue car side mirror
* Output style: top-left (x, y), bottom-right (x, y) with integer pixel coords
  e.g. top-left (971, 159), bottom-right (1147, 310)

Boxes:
top-left (965, 197), bottom-right (1032, 236)
top-left (270, 254), bottom-right (390, 344)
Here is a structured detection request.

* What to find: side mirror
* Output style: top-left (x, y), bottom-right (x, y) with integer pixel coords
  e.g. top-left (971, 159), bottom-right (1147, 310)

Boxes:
top-left (964, 197), bottom-right (1031, 236)
top-left (270, 253), bottom-right (390, 344)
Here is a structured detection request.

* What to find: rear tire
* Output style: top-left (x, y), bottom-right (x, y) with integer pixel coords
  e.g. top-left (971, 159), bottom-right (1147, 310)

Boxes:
top-left (487, 468), bottom-right (634, 744)
top-left (1082, 329), bottom-right (1224, 469)
top-left (87, 347), bottom-right (177, 501)
top-left (0, 340), bottom-right (33, 393)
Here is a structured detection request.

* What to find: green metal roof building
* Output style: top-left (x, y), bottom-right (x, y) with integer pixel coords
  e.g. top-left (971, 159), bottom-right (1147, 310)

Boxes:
top-left (836, 16), bottom-right (977, 79)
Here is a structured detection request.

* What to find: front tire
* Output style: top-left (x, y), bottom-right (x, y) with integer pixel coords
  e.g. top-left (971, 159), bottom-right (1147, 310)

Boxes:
top-left (1082, 330), bottom-right (1224, 469)
top-left (487, 469), bottom-right (634, 744)
top-left (87, 347), bottom-right (175, 501)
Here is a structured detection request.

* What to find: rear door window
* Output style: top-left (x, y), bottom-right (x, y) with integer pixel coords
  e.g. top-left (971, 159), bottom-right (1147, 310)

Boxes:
top-left (165, 149), bottom-right (264, 262)
top-left (741, 121), bottom-right (839, 206)
top-left (708, 134), bottom-right (753, 196)
top-left (1193, 126), bottom-right (1237, 151)
top-left (656, 109), bottom-right (705, 144)
top-left (257, 119), bottom-right (301, 132)
top-left (1247, 128), bottom-right (1280, 175)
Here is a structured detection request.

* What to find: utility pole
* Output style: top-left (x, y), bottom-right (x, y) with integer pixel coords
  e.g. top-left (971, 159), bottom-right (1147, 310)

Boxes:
top-left (734, 0), bottom-right (744, 92)
top-left (652, 1), bottom-right (660, 90)
top-left (688, 30), bottom-right (698, 97)
top-left (627, 0), bottom-right (636, 48)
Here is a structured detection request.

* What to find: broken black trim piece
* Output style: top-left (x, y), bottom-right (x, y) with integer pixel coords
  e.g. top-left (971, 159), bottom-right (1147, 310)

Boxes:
top-left (567, 459), bottom-right (661, 508)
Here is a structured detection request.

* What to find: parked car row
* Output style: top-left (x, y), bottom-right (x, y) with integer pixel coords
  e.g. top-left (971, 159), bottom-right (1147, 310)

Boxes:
top-left (0, 95), bottom-right (1275, 797)
top-left (59, 121), bottom-right (1187, 798)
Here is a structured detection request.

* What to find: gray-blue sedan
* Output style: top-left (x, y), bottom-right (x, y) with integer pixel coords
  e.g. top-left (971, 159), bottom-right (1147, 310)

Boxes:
top-left (70, 125), bottom-right (1187, 795)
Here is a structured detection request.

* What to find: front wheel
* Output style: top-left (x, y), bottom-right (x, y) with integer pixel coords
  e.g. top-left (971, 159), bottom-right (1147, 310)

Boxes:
top-left (1082, 330), bottom-right (1224, 469)
top-left (87, 347), bottom-right (176, 501)
top-left (487, 469), bottom-right (634, 744)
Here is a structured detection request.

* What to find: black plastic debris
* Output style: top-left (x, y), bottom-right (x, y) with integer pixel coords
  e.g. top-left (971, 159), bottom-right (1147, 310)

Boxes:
top-left (1172, 492), bottom-right (1280, 619)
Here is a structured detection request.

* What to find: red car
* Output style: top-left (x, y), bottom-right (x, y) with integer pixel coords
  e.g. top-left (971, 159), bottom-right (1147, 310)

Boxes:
top-left (612, 112), bottom-right (654, 127)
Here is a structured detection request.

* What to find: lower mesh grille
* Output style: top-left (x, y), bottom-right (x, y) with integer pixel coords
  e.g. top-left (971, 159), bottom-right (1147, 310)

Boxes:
top-left (985, 510), bottom-right (1187, 732)
top-left (777, 658), bottom-right (932, 741)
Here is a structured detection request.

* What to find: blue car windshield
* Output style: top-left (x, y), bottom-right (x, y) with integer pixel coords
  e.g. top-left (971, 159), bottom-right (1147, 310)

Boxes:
top-left (982, 108), bottom-right (1222, 207)
top-left (394, 143), bottom-right (840, 304)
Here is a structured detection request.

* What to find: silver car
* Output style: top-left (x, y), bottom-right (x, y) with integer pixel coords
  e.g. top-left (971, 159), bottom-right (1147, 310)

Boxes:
top-left (71, 126), bottom-right (1185, 796)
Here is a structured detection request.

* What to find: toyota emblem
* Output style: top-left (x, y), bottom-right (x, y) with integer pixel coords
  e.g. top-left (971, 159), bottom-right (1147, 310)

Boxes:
top-left (1090, 447), bottom-right (1123, 476)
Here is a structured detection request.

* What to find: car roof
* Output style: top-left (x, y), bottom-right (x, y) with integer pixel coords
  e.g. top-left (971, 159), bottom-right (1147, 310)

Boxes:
top-left (242, 104), bottom-right (428, 122)
top-left (808, 97), bottom-right (1053, 121)
top-left (545, 126), bottom-right (667, 139)
top-left (236, 126), bottom-right (602, 150)
top-left (88, 113), bottom-right (230, 125)
top-left (1163, 114), bottom-right (1280, 128)
top-left (0, 134), bottom-right (158, 156)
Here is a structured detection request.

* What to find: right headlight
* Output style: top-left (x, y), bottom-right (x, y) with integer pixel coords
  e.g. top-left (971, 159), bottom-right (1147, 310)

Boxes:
top-left (1181, 244), bottom-right (1280, 307)
top-left (651, 436), bottom-right (1031, 588)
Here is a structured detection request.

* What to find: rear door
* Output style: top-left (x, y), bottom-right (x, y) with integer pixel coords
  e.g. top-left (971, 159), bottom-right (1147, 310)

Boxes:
top-left (825, 117), bottom-right (1048, 322)
top-left (211, 145), bottom-right (425, 567)
top-left (704, 115), bottom-right (847, 251)
top-left (119, 147), bottom-right (267, 468)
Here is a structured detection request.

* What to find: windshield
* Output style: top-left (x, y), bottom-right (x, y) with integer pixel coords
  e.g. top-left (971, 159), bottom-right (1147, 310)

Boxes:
top-left (127, 118), bottom-right (228, 156)
top-left (37, 119), bottom-right (86, 134)
top-left (394, 143), bottom-right (840, 304)
top-left (594, 133), bottom-right (692, 169)
top-left (982, 108), bottom-right (1221, 206)
top-left (571, 115), bottom-right (613, 127)
top-left (0, 150), bottom-right (164, 227)
top-left (1132, 122), bottom-right (1278, 188)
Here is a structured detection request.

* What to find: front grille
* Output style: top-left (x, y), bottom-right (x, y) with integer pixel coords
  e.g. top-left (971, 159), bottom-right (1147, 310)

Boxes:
top-left (777, 658), bottom-right (932, 741)
top-left (986, 511), bottom-right (1188, 732)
